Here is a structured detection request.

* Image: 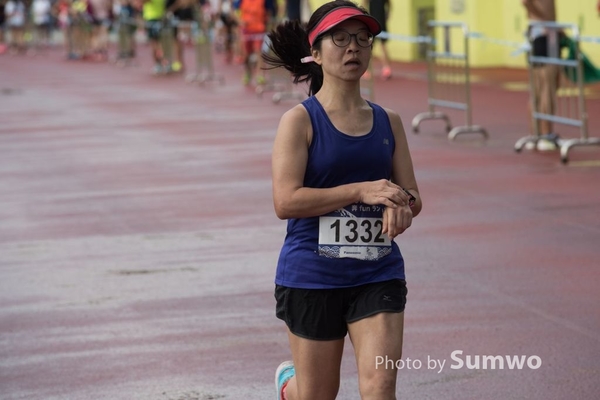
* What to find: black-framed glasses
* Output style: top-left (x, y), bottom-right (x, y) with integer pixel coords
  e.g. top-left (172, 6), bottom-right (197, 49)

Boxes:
top-left (329, 30), bottom-right (374, 48)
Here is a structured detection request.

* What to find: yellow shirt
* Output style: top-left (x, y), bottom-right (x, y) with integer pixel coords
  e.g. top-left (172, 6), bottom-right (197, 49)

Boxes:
top-left (143, 0), bottom-right (165, 20)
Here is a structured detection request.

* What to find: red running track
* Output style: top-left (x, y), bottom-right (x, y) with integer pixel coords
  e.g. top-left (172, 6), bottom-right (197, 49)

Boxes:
top-left (1, 45), bottom-right (599, 400)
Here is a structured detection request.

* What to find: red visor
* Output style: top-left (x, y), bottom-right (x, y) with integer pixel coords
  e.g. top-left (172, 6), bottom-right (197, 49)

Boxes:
top-left (308, 7), bottom-right (382, 47)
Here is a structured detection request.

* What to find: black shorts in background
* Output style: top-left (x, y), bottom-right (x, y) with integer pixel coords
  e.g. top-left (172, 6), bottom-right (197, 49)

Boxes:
top-left (145, 20), bottom-right (162, 41)
top-left (369, 0), bottom-right (389, 41)
top-left (531, 34), bottom-right (564, 67)
top-left (532, 35), bottom-right (550, 57)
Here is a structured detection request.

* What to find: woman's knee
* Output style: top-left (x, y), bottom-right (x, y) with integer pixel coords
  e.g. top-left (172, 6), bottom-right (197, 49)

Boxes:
top-left (358, 373), bottom-right (397, 400)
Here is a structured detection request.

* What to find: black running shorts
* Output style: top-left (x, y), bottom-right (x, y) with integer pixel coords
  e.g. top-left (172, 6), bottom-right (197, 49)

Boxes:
top-left (275, 279), bottom-right (407, 341)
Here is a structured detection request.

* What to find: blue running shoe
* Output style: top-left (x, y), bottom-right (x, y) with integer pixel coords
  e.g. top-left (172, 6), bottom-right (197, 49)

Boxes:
top-left (152, 64), bottom-right (163, 75)
top-left (275, 360), bottom-right (295, 400)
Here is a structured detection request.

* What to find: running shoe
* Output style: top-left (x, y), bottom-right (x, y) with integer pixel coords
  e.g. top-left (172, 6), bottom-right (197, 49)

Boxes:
top-left (537, 139), bottom-right (558, 151)
top-left (171, 61), bottom-right (182, 72)
top-left (242, 71), bottom-right (251, 85)
top-left (381, 66), bottom-right (392, 80)
top-left (275, 360), bottom-right (295, 400)
top-left (153, 64), bottom-right (165, 75)
top-left (537, 133), bottom-right (561, 151)
top-left (255, 75), bottom-right (266, 85)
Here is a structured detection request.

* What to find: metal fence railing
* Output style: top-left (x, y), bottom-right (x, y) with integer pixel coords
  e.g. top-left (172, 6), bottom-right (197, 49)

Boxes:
top-left (412, 21), bottom-right (488, 140)
top-left (515, 21), bottom-right (600, 163)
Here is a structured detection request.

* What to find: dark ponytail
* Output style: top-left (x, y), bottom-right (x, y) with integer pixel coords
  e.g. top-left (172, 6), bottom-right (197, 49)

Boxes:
top-left (263, 20), bottom-right (324, 96)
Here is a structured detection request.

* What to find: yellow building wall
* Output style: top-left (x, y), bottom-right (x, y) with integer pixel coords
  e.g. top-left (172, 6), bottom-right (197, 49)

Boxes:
top-left (433, 0), bottom-right (499, 67)
top-left (307, 0), bottom-right (600, 68)
top-left (557, 0), bottom-right (600, 67)
top-left (385, 0), bottom-right (432, 62)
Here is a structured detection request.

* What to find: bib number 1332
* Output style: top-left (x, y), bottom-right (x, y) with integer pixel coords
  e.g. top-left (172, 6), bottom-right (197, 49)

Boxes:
top-left (318, 216), bottom-right (391, 260)
top-left (324, 217), bottom-right (390, 245)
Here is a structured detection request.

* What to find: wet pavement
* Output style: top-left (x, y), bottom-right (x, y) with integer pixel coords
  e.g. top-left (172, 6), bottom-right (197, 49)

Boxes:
top-left (1, 45), bottom-right (600, 400)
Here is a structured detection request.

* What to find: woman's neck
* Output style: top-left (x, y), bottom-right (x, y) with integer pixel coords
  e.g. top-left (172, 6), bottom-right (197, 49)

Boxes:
top-left (315, 79), bottom-right (366, 112)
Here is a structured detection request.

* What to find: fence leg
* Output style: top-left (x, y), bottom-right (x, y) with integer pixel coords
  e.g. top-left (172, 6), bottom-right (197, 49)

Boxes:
top-left (412, 111), bottom-right (452, 134)
top-left (559, 137), bottom-right (600, 164)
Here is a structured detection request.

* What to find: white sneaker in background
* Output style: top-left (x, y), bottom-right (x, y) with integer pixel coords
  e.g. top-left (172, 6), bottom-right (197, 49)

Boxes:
top-left (536, 139), bottom-right (558, 151)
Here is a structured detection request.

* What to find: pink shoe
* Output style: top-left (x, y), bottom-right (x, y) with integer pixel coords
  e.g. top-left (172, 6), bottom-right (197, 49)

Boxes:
top-left (381, 66), bottom-right (392, 80)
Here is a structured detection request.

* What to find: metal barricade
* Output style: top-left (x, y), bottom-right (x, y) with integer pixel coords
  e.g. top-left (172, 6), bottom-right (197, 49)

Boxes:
top-left (186, 20), bottom-right (224, 85)
top-left (360, 31), bottom-right (432, 101)
top-left (155, 16), bottom-right (189, 75)
top-left (514, 22), bottom-right (600, 164)
top-left (256, 66), bottom-right (305, 103)
top-left (256, 35), bottom-right (304, 103)
top-left (412, 21), bottom-right (488, 140)
top-left (136, 17), bottom-right (176, 74)
top-left (113, 16), bottom-right (139, 67)
top-left (185, 5), bottom-right (224, 85)
top-left (366, 31), bottom-right (432, 101)
top-left (160, 16), bottom-right (176, 72)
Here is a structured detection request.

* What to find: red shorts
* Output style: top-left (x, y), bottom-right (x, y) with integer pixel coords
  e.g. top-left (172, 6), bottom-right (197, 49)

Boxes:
top-left (242, 30), bottom-right (264, 55)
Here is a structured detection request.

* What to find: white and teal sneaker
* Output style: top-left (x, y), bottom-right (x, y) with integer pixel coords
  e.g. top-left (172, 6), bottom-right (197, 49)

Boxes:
top-left (275, 360), bottom-right (295, 400)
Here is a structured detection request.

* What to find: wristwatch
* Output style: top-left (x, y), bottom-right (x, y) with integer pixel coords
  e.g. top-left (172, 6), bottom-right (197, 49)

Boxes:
top-left (402, 188), bottom-right (416, 207)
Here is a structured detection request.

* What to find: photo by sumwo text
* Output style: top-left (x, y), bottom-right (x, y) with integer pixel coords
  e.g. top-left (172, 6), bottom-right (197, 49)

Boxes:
top-left (375, 350), bottom-right (543, 373)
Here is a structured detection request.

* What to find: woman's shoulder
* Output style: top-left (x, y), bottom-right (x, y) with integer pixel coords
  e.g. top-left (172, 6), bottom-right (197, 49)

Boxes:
top-left (369, 102), bottom-right (405, 136)
top-left (368, 101), bottom-right (402, 123)
top-left (276, 102), bottom-right (312, 138)
top-left (280, 101), bottom-right (311, 124)
top-left (276, 102), bottom-right (314, 145)
top-left (382, 106), bottom-right (402, 123)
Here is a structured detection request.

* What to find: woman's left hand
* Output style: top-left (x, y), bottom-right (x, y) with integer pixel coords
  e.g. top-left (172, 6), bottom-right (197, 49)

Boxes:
top-left (382, 204), bottom-right (413, 239)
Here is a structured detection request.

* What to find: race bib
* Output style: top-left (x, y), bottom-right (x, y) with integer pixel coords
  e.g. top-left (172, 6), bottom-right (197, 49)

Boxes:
top-left (318, 205), bottom-right (392, 261)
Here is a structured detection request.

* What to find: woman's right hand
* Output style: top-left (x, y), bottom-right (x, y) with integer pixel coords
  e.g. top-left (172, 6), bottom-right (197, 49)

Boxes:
top-left (358, 179), bottom-right (409, 208)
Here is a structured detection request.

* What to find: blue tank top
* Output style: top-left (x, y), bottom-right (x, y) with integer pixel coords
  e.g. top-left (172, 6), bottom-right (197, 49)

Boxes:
top-left (275, 96), bottom-right (405, 289)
